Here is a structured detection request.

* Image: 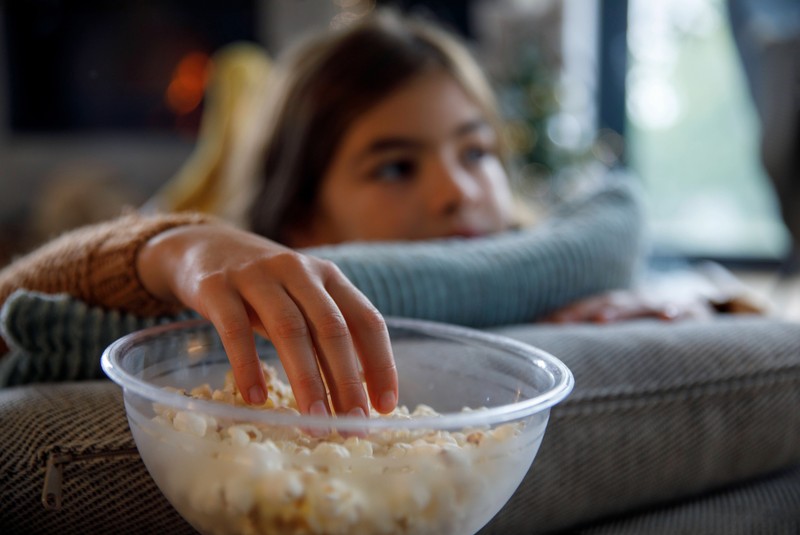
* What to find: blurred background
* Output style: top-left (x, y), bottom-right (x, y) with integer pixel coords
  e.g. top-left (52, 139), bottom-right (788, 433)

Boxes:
top-left (1, 0), bottom-right (798, 304)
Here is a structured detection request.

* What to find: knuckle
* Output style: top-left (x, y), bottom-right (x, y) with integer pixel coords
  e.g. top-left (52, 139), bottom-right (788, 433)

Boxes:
top-left (234, 258), bottom-right (266, 278)
top-left (367, 358), bottom-right (398, 376)
top-left (358, 305), bottom-right (387, 333)
top-left (217, 319), bottom-right (251, 339)
top-left (314, 312), bottom-right (350, 341)
top-left (230, 356), bottom-right (258, 374)
top-left (272, 314), bottom-right (310, 340)
top-left (195, 271), bottom-right (228, 292)
top-left (337, 376), bottom-right (367, 392)
top-left (291, 369), bottom-right (325, 394)
top-left (269, 250), bottom-right (308, 271)
top-left (327, 376), bottom-right (367, 409)
top-left (317, 259), bottom-right (342, 278)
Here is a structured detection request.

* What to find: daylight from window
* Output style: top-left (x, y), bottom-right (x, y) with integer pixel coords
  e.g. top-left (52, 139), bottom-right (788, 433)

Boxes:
top-left (626, 0), bottom-right (789, 261)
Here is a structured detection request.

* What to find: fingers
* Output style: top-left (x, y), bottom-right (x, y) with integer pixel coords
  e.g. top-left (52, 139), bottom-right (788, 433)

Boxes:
top-left (166, 224), bottom-right (398, 416)
top-left (200, 281), bottom-right (269, 406)
top-left (326, 272), bottom-right (398, 414)
top-left (242, 283), bottom-right (334, 416)
top-left (151, 226), bottom-right (395, 414)
top-left (544, 291), bottom-right (681, 324)
top-left (544, 294), bottom-right (616, 323)
top-left (239, 256), bottom-right (397, 417)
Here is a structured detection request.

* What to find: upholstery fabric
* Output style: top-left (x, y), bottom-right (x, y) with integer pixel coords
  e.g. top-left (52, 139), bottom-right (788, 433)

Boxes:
top-left (2, 317), bottom-right (799, 534)
top-left (479, 317), bottom-right (800, 533)
top-left (574, 464), bottom-right (800, 534)
top-left (0, 381), bottom-right (194, 535)
top-left (0, 292), bottom-right (194, 386)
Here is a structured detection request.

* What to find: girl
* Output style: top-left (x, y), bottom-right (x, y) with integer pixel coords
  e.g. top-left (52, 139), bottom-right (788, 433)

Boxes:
top-left (0, 10), bottom-right (649, 415)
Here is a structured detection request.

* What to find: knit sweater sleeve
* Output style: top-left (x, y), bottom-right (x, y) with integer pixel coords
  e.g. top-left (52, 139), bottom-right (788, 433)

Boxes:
top-left (0, 211), bottom-right (213, 319)
top-left (304, 178), bottom-right (646, 327)
top-left (0, 177), bottom-right (644, 373)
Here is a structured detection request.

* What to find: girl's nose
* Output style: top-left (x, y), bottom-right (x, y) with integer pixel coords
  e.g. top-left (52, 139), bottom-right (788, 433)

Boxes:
top-left (426, 158), bottom-right (481, 216)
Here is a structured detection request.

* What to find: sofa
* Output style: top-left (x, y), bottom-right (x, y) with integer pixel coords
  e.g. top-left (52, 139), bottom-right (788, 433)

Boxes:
top-left (1, 179), bottom-right (799, 533)
top-left (2, 312), bottom-right (799, 534)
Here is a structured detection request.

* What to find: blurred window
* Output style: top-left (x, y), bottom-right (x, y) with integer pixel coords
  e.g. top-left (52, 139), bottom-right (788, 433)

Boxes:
top-left (625, 0), bottom-right (790, 262)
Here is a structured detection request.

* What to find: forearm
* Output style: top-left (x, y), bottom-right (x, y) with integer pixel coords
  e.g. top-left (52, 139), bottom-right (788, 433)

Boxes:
top-left (305, 179), bottom-right (646, 327)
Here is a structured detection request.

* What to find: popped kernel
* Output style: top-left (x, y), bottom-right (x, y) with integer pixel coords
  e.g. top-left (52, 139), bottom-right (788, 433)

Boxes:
top-left (188, 479), bottom-right (223, 515)
top-left (343, 436), bottom-right (373, 458)
top-left (387, 442), bottom-right (413, 459)
top-left (411, 404), bottom-right (438, 417)
top-left (466, 431), bottom-right (485, 446)
top-left (190, 384), bottom-right (213, 399)
top-left (311, 442), bottom-right (350, 462)
top-left (410, 439), bottom-right (441, 457)
top-left (222, 477), bottom-right (254, 514)
top-left (491, 423), bottom-right (520, 441)
top-left (226, 424), bottom-right (263, 447)
top-left (173, 410), bottom-right (210, 437)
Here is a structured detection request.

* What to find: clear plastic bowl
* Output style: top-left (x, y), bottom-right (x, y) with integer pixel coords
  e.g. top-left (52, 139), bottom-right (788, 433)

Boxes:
top-left (102, 317), bottom-right (573, 535)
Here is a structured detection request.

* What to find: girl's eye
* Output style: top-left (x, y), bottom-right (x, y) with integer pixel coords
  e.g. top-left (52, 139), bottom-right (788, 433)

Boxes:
top-left (462, 146), bottom-right (488, 164)
top-left (372, 160), bottom-right (417, 182)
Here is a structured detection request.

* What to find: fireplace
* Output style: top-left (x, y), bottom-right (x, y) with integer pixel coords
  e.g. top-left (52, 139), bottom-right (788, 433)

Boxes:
top-left (3, 0), bottom-right (259, 135)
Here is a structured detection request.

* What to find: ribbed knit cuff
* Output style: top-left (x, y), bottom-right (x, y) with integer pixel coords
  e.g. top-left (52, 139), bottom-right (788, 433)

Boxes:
top-left (0, 211), bottom-right (214, 319)
top-left (84, 211), bottom-right (214, 316)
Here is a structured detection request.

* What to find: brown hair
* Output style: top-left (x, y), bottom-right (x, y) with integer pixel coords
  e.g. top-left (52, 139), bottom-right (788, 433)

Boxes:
top-left (248, 10), bottom-right (506, 243)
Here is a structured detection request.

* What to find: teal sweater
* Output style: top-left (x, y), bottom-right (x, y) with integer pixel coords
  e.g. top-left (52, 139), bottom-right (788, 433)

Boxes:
top-left (0, 178), bottom-right (645, 386)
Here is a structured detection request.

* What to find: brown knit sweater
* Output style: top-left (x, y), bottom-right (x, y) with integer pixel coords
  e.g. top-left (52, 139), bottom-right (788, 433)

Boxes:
top-left (0, 211), bottom-right (212, 354)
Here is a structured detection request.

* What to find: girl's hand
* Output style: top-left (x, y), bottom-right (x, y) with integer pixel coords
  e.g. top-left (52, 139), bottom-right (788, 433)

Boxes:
top-left (542, 289), bottom-right (714, 324)
top-left (137, 224), bottom-right (398, 417)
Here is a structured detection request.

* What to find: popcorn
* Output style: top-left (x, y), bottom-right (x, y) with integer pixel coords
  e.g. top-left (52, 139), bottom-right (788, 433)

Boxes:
top-left (222, 477), bottom-right (254, 514)
top-left (226, 424), bottom-right (263, 447)
top-left (173, 411), bottom-right (212, 437)
top-left (491, 423), bottom-right (520, 442)
top-left (142, 364), bottom-right (529, 535)
top-left (188, 479), bottom-right (224, 515)
top-left (466, 431), bottom-right (485, 446)
top-left (305, 478), bottom-right (365, 534)
top-left (190, 384), bottom-right (213, 399)
top-left (343, 436), bottom-right (373, 458)
top-left (311, 442), bottom-right (351, 462)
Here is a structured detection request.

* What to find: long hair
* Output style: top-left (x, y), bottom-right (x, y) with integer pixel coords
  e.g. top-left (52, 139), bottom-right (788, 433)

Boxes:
top-left (248, 10), bottom-right (506, 243)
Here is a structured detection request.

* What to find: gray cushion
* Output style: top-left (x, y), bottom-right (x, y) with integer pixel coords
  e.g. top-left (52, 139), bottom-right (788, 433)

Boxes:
top-left (0, 292), bottom-right (194, 387)
top-left (2, 316), bottom-right (799, 533)
top-left (0, 381), bottom-right (194, 535)
top-left (479, 316), bottom-right (800, 533)
top-left (573, 463), bottom-right (800, 534)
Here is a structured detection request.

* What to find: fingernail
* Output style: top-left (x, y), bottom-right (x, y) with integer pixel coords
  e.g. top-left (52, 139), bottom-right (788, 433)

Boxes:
top-left (248, 385), bottom-right (266, 405)
top-left (378, 390), bottom-right (396, 413)
top-left (309, 400), bottom-right (328, 417)
top-left (347, 407), bottom-right (366, 418)
top-left (598, 311), bottom-right (616, 323)
top-left (344, 406), bottom-right (367, 438)
top-left (306, 400), bottom-right (330, 438)
top-left (661, 304), bottom-right (679, 320)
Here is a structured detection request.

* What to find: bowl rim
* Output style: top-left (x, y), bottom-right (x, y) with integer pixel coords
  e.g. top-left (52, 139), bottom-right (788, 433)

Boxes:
top-left (101, 317), bottom-right (574, 430)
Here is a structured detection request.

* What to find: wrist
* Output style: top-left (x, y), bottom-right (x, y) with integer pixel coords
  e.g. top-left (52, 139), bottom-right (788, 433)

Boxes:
top-left (137, 224), bottom-right (201, 304)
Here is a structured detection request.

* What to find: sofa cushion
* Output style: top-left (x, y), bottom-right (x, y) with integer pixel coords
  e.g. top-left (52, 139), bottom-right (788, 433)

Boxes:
top-left (0, 381), bottom-right (194, 535)
top-left (572, 463), bottom-right (800, 535)
top-left (2, 315), bottom-right (799, 533)
top-left (479, 317), bottom-right (800, 533)
top-left (0, 292), bottom-right (194, 386)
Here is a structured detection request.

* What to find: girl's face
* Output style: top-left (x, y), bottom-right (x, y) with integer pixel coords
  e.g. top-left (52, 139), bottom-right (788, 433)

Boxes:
top-left (291, 70), bottom-right (515, 246)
